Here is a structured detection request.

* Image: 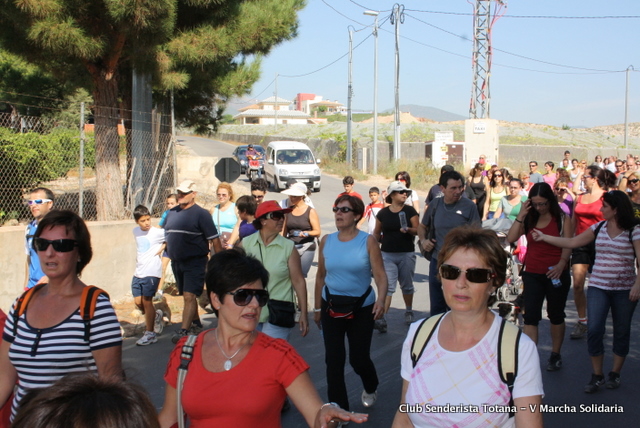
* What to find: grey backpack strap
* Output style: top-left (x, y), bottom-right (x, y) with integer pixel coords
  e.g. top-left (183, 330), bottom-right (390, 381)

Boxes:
top-left (177, 334), bottom-right (198, 428)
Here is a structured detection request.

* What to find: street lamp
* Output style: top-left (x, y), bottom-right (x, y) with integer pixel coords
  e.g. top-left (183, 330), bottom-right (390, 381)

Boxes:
top-left (364, 10), bottom-right (379, 174)
top-left (625, 65), bottom-right (634, 150)
top-left (347, 26), bottom-right (354, 166)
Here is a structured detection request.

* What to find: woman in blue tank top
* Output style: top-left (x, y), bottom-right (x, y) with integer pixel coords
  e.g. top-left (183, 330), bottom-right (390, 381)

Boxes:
top-left (314, 194), bottom-right (388, 412)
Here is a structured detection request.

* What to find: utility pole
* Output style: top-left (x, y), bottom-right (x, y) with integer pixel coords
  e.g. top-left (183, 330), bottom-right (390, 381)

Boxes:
top-left (274, 72), bottom-right (278, 131)
top-left (625, 65), bottom-right (634, 150)
top-left (391, 4), bottom-right (404, 160)
top-left (347, 26), bottom-right (354, 166)
top-left (364, 10), bottom-right (380, 174)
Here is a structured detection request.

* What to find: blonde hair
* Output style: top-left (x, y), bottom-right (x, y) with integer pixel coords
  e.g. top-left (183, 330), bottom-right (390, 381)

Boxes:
top-left (216, 182), bottom-right (234, 202)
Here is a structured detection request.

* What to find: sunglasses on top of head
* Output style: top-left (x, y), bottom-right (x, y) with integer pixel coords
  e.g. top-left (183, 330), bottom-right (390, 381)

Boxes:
top-left (32, 237), bottom-right (78, 252)
top-left (265, 211), bottom-right (285, 220)
top-left (439, 264), bottom-right (495, 283)
top-left (333, 206), bottom-right (354, 213)
top-left (227, 289), bottom-right (269, 307)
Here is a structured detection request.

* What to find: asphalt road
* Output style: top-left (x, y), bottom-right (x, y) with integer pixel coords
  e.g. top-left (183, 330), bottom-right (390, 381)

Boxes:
top-left (123, 135), bottom-right (639, 426)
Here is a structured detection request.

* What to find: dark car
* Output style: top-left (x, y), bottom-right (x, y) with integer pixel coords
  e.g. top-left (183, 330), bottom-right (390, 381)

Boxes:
top-left (232, 144), bottom-right (265, 174)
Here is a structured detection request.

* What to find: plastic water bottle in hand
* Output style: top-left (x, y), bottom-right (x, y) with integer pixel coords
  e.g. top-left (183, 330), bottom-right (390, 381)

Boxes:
top-left (399, 211), bottom-right (408, 232)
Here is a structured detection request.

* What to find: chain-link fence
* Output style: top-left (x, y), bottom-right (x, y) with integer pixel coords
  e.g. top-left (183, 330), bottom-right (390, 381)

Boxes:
top-left (0, 103), bottom-right (176, 225)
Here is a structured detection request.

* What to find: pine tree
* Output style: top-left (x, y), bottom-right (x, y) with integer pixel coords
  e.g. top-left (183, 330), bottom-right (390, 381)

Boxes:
top-left (0, 0), bottom-right (305, 219)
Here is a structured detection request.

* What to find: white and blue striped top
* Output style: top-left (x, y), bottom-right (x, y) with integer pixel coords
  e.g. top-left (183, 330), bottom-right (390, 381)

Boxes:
top-left (3, 294), bottom-right (122, 420)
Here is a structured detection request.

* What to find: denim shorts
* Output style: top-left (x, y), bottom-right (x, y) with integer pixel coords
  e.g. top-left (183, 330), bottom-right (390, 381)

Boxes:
top-left (131, 276), bottom-right (160, 298)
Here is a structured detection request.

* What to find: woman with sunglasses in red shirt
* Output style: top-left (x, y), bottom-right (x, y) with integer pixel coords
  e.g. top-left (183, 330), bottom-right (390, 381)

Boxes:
top-left (160, 249), bottom-right (367, 428)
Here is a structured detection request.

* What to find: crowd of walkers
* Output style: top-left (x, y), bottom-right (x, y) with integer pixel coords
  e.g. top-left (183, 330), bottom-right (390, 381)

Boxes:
top-left (1, 149), bottom-right (639, 427)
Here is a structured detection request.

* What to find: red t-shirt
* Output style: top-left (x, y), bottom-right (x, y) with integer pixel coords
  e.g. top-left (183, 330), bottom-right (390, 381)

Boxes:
top-left (574, 195), bottom-right (604, 235)
top-left (164, 331), bottom-right (309, 428)
top-left (338, 191), bottom-right (363, 200)
top-left (525, 217), bottom-right (564, 274)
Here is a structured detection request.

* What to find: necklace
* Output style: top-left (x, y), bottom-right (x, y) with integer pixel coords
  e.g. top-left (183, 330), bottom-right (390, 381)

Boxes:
top-left (215, 329), bottom-right (253, 371)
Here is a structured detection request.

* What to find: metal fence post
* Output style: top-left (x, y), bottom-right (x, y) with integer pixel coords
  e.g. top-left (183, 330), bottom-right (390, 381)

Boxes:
top-left (79, 102), bottom-right (85, 218)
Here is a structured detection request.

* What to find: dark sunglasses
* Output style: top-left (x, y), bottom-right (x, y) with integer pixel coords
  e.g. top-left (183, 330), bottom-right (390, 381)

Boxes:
top-left (33, 237), bottom-right (78, 253)
top-left (440, 264), bottom-right (494, 284)
top-left (493, 174), bottom-right (503, 177)
top-left (27, 199), bottom-right (52, 205)
top-left (227, 289), bottom-right (269, 307)
top-left (333, 206), bottom-right (355, 213)
top-left (265, 211), bottom-right (285, 220)
top-left (252, 194), bottom-right (265, 200)
top-left (629, 179), bottom-right (640, 184)
top-left (177, 191), bottom-right (193, 196)
top-left (555, 188), bottom-right (567, 192)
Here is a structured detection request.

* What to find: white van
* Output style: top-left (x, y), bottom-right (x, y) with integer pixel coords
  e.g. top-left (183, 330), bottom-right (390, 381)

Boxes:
top-left (264, 141), bottom-right (322, 192)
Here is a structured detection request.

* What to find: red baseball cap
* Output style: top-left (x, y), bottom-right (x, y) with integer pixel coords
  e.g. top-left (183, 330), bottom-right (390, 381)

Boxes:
top-left (255, 200), bottom-right (292, 219)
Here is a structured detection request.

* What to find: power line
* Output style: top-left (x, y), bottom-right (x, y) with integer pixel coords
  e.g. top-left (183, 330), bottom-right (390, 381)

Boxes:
top-left (405, 8), bottom-right (640, 19)
top-left (404, 13), bottom-right (626, 74)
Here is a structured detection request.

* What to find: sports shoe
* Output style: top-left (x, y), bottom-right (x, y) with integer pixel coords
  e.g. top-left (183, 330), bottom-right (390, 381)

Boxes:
top-left (171, 329), bottom-right (189, 344)
top-left (374, 319), bottom-right (387, 333)
top-left (405, 311), bottom-right (414, 325)
top-left (547, 352), bottom-right (562, 371)
top-left (606, 371), bottom-right (621, 389)
top-left (361, 390), bottom-right (377, 407)
top-left (584, 374), bottom-right (605, 393)
top-left (570, 322), bottom-right (588, 339)
top-left (154, 309), bottom-right (164, 334)
top-left (189, 322), bottom-right (204, 335)
top-left (136, 331), bottom-right (157, 346)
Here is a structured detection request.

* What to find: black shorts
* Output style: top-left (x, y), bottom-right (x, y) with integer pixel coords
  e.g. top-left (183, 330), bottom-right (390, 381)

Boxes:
top-left (571, 244), bottom-right (594, 267)
top-left (171, 256), bottom-right (208, 296)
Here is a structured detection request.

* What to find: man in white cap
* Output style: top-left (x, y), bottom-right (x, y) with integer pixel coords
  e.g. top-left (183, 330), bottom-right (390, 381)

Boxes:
top-left (164, 180), bottom-right (222, 342)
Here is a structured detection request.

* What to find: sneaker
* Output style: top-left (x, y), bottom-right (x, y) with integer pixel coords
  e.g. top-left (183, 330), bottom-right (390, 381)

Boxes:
top-left (374, 319), bottom-right (387, 333)
top-left (189, 322), bottom-right (203, 335)
top-left (605, 371), bottom-right (621, 389)
top-left (584, 374), bottom-right (605, 393)
top-left (154, 309), bottom-right (164, 334)
top-left (405, 311), bottom-right (414, 325)
top-left (361, 390), bottom-right (377, 408)
top-left (547, 352), bottom-right (562, 371)
top-left (570, 322), bottom-right (588, 339)
top-left (136, 331), bottom-right (157, 346)
top-left (171, 329), bottom-right (189, 344)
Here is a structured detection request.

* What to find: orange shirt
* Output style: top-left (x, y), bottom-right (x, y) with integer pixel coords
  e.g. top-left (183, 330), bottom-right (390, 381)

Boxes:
top-left (164, 331), bottom-right (309, 428)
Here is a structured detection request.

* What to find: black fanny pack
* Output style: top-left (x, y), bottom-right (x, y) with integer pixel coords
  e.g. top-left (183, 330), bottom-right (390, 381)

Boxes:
top-left (325, 286), bottom-right (373, 319)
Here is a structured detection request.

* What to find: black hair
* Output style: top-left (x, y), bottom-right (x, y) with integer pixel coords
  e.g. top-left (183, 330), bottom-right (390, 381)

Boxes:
top-left (395, 171), bottom-right (412, 188)
top-left (509, 178), bottom-right (524, 188)
top-left (133, 205), bottom-right (151, 221)
top-left (523, 183), bottom-right (564, 236)
top-left (529, 160), bottom-right (538, 166)
top-left (369, 186), bottom-right (380, 194)
top-left (602, 190), bottom-right (639, 231)
top-left (334, 194), bottom-right (365, 222)
top-left (12, 374), bottom-right (158, 428)
top-left (30, 187), bottom-right (55, 202)
top-left (236, 195), bottom-right (257, 216)
top-left (439, 170), bottom-right (464, 188)
top-left (545, 161), bottom-right (555, 170)
top-left (342, 176), bottom-right (355, 185)
top-left (251, 178), bottom-right (269, 192)
top-left (35, 210), bottom-right (92, 275)
top-left (587, 165), bottom-right (616, 190)
top-left (564, 150), bottom-right (571, 155)
top-left (205, 248), bottom-right (269, 314)
top-left (440, 165), bottom-right (455, 175)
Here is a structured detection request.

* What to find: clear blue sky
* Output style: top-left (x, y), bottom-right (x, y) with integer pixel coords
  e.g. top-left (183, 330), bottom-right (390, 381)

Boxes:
top-left (228, 0), bottom-right (640, 128)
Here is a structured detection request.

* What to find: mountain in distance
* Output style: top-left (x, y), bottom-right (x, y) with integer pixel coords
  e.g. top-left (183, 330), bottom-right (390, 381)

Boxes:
top-left (382, 104), bottom-right (466, 122)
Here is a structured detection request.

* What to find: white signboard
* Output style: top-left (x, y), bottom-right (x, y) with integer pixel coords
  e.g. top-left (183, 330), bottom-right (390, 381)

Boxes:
top-left (473, 122), bottom-right (486, 134)
top-left (432, 132), bottom-right (454, 168)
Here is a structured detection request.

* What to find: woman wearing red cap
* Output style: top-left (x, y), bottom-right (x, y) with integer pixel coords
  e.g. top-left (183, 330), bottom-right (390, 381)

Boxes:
top-left (239, 201), bottom-right (309, 341)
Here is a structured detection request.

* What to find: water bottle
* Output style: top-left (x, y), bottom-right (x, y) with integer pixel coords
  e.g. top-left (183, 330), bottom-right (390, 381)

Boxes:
top-left (549, 267), bottom-right (561, 287)
top-left (399, 211), bottom-right (408, 231)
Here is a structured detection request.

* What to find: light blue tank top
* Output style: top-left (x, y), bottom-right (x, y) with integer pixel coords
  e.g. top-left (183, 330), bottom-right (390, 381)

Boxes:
top-left (212, 202), bottom-right (237, 233)
top-left (322, 231), bottom-right (375, 306)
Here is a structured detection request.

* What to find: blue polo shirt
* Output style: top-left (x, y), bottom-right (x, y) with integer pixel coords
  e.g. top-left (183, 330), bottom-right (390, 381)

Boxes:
top-left (164, 204), bottom-right (218, 261)
top-left (25, 220), bottom-right (45, 289)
